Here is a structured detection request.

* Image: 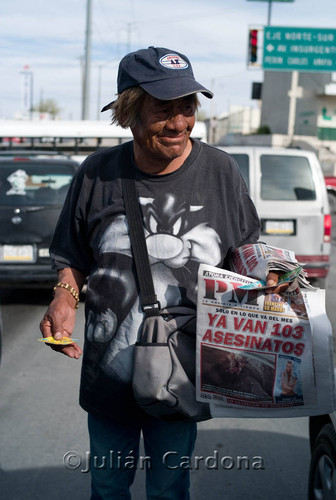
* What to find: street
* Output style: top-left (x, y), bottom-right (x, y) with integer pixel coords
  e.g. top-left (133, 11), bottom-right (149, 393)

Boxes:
top-left (1, 228), bottom-right (336, 500)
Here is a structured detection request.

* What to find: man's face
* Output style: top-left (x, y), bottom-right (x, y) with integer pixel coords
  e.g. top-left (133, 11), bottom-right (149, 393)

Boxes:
top-left (131, 94), bottom-right (196, 165)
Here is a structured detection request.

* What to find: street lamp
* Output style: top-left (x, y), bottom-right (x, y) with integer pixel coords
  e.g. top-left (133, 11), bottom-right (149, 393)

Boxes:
top-left (20, 65), bottom-right (34, 120)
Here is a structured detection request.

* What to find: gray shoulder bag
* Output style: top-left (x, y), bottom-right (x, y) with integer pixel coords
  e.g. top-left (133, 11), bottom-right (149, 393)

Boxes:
top-left (122, 163), bottom-right (211, 422)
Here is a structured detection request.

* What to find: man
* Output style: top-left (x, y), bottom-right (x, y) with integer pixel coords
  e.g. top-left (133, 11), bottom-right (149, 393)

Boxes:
top-left (40, 46), bottom-right (281, 499)
top-left (281, 360), bottom-right (298, 396)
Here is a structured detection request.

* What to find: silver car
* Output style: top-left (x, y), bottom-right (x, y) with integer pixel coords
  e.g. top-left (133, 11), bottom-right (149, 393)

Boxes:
top-left (216, 146), bottom-right (331, 288)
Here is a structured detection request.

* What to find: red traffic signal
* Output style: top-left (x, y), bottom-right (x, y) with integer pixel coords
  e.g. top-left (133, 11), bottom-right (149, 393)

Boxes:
top-left (249, 29), bottom-right (259, 63)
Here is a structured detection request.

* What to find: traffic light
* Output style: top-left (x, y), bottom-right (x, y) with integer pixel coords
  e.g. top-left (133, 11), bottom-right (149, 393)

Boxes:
top-left (249, 29), bottom-right (259, 64)
top-left (251, 82), bottom-right (262, 100)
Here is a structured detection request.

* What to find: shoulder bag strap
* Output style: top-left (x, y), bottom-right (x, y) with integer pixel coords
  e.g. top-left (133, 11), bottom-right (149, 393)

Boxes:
top-left (121, 162), bottom-right (160, 318)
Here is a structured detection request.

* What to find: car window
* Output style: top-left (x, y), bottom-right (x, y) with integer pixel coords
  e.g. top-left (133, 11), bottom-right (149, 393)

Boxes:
top-left (260, 155), bottom-right (316, 201)
top-left (229, 154), bottom-right (250, 191)
top-left (0, 162), bottom-right (75, 206)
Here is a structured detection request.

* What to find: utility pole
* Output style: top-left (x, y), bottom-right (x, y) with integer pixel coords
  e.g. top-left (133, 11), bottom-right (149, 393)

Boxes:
top-left (82, 0), bottom-right (92, 120)
top-left (127, 23), bottom-right (132, 53)
top-left (247, 0), bottom-right (296, 140)
top-left (287, 70), bottom-right (303, 143)
top-left (246, 0), bottom-right (295, 26)
top-left (267, 0), bottom-right (272, 25)
top-left (97, 64), bottom-right (103, 120)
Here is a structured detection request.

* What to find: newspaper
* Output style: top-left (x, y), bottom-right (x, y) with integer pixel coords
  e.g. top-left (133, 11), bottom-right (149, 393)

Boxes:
top-left (196, 263), bottom-right (335, 417)
top-left (230, 243), bottom-right (313, 289)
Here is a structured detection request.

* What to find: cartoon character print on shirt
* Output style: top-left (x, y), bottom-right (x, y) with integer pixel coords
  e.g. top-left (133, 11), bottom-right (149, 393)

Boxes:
top-left (85, 192), bottom-right (222, 383)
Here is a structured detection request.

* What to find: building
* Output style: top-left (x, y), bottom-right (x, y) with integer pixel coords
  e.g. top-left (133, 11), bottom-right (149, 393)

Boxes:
top-left (208, 105), bottom-right (261, 145)
top-left (260, 71), bottom-right (336, 137)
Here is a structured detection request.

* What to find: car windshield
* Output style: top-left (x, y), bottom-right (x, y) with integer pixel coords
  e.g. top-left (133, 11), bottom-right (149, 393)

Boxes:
top-left (230, 154), bottom-right (250, 191)
top-left (0, 162), bottom-right (74, 206)
top-left (260, 154), bottom-right (316, 201)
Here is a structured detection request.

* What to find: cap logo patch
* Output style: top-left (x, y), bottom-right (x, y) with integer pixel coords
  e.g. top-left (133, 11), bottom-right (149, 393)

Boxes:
top-left (159, 54), bottom-right (188, 70)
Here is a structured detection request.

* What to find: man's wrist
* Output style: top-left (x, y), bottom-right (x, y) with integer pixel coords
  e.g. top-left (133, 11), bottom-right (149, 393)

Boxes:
top-left (53, 282), bottom-right (80, 310)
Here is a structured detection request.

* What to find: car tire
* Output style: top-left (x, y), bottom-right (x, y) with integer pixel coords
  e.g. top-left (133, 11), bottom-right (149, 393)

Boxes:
top-left (308, 422), bottom-right (336, 500)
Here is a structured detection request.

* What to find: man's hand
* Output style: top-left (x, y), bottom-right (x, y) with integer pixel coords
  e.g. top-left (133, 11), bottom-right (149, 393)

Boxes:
top-left (39, 268), bottom-right (85, 359)
top-left (40, 296), bottom-right (82, 359)
top-left (265, 270), bottom-right (290, 294)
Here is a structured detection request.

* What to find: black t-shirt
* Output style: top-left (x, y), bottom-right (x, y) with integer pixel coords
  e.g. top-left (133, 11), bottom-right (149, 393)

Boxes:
top-left (50, 139), bottom-right (260, 420)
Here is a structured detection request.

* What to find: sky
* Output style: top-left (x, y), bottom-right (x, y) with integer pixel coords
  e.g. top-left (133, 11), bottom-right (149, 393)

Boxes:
top-left (1, 0), bottom-right (335, 122)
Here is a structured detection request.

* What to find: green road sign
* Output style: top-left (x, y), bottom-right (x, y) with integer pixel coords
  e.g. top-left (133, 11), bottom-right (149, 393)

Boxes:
top-left (263, 26), bottom-right (336, 71)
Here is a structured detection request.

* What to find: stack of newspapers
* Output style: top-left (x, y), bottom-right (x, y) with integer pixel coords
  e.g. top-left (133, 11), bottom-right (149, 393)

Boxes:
top-left (229, 243), bottom-right (314, 289)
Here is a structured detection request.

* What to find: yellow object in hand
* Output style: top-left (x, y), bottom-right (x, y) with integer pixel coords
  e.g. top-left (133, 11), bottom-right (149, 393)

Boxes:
top-left (38, 336), bottom-right (78, 345)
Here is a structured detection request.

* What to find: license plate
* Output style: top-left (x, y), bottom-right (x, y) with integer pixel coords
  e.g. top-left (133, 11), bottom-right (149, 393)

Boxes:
top-left (264, 220), bottom-right (295, 235)
top-left (1, 245), bottom-right (35, 262)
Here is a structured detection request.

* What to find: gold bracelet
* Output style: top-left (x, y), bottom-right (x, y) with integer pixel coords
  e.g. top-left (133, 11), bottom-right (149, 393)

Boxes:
top-left (53, 282), bottom-right (80, 310)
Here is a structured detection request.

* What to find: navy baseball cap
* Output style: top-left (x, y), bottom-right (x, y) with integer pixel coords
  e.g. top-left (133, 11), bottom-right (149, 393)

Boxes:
top-left (101, 46), bottom-right (213, 112)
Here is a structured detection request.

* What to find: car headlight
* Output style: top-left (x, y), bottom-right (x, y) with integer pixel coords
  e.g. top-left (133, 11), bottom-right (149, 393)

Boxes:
top-left (38, 248), bottom-right (50, 258)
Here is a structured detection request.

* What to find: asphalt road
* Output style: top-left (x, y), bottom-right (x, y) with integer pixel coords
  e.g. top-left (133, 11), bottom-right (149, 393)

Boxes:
top-left (1, 228), bottom-right (336, 499)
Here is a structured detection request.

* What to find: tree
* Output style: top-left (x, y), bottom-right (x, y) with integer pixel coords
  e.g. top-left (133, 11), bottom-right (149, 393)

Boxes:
top-left (33, 99), bottom-right (61, 119)
top-left (255, 125), bottom-right (271, 135)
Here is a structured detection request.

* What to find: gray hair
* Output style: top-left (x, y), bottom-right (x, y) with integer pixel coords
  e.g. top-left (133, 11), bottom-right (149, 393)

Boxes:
top-left (108, 87), bottom-right (200, 129)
